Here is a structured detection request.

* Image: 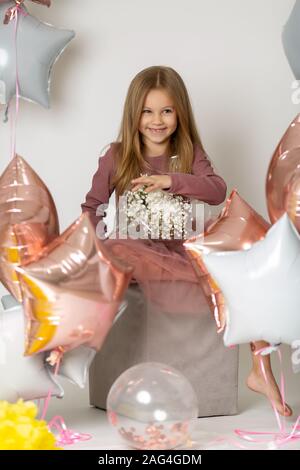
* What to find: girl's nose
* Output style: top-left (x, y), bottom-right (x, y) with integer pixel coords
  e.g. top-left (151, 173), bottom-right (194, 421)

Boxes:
top-left (152, 113), bottom-right (164, 124)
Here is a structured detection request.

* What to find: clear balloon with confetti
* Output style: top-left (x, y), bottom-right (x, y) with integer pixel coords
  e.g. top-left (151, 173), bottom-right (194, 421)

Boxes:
top-left (107, 362), bottom-right (198, 450)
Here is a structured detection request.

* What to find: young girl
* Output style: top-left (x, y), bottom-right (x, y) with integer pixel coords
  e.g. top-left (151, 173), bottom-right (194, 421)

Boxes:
top-left (82, 65), bottom-right (292, 417)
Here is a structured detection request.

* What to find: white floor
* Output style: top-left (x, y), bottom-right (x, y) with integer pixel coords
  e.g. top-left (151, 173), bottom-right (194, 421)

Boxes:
top-left (46, 344), bottom-right (300, 451)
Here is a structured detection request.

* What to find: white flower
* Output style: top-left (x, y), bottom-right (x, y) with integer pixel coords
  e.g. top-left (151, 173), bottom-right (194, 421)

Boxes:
top-left (123, 185), bottom-right (192, 240)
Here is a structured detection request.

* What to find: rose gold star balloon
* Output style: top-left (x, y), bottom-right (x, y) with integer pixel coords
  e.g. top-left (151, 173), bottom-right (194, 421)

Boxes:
top-left (0, 155), bottom-right (59, 301)
top-left (266, 114), bottom-right (300, 232)
top-left (16, 212), bottom-right (133, 356)
top-left (285, 168), bottom-right (300, 230)
top-left (184, 189), bottom-right (270, 331)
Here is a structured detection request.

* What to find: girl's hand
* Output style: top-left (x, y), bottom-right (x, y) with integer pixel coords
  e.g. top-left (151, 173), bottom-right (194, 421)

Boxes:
top-left (131, 175), bottom-right (172, 193)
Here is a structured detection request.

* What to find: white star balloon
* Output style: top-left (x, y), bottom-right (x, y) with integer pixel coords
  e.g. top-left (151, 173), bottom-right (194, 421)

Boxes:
top-left (202, 214), bottom-right (300, 347)
top-left (0, 302), bottom-right (64, 402)
top-left (0, 2), bottom-right (75, 107)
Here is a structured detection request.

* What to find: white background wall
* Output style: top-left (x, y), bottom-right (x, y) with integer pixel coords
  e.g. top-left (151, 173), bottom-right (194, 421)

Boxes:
top-left (0, 0), bottom-right (299, 405)
top-left (0, 0), bottom-right (298, 230)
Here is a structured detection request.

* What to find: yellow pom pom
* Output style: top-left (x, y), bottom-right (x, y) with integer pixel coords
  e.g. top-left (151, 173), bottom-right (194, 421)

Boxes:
top-left (0, 400), bottom-right (61, 450)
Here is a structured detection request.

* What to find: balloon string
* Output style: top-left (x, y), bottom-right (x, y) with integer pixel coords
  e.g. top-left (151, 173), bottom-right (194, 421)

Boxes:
top-left (234, 347), bottom-right (300, 447)
top-left (6, 3), bottom-right (27, 155)
top-left (39, 351), bottom-right (62, 421)
top-left (3, 2), bottom-right (24, 24)
top-left (5, 5), bottom-right (90, 448)
top-left (38, 349), bottom-right (92, 446)
top-left (8, 6), bottom-right (22, 159)
top-left (48, 416), bottom-right (92, 446)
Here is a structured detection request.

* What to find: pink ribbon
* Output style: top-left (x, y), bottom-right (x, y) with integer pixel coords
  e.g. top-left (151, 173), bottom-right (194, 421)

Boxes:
top-left (3, 1), bottom-right (28, 25)
top-left (48, 416), bottom-right (92, 447)
top-left (203, 346), bottom-right (300, 450)
top-left (234, 347), bottom-right (300, 448)
top-left (8, 4), bottom-right (22, 159)
top-left (38, 349), bottom-right (92, 447)
top-left (39, 350), bottom-right (63, 421)
top-left (4, 3), bottom-right (88, 451)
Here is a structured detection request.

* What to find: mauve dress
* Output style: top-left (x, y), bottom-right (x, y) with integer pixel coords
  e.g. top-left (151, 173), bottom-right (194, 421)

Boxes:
top-left (81, 143), bottom-right (227, 315)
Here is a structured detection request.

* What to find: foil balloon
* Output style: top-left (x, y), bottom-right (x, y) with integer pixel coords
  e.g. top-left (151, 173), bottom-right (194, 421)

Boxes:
top-left (107, 362), bottom-right (198, 450)
top-left (1, 293), bottom-right (19, 309)
top-left (0, 1), bottom-right (51, 6)
top-left (1, 293), bottom-right (128, 388)
top-left (184, 189), bottom-right (270, 332)
top-left (202, 214), bottom-right (300, 347)
top-left (285, 167), bottom-right (300, 230)
top-left (0, 154), bottom-right (59, 302)
top-left (292, 340), bottom-right (300, 374)
top-left (0, 0), bottom-right (51, 23)
top-left (0, 2), bottom-right (74, 107)
top-left (0, 302), bottom-right (64, 402)
top-left (49, 346), bottom-right (97, 390)
top-left (282, 0), bottom-right (300, 79)
top-left (266, 114), bottom-right (300, 232)
top-left (48, 300), bottom-right (128, 389)
top-left (29, 0), bottom-right (51, 5)
top-left (16, 212), bottom-right (133, 356)
top-left (2, 293), bottom-right (95, 389)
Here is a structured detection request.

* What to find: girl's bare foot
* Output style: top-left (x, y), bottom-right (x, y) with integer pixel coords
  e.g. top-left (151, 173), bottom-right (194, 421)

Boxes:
top-left (247, 343), bottom-right (292, 417)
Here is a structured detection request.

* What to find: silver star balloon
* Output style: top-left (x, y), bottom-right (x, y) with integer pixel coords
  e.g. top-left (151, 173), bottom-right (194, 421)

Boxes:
top-left (0, 1), bottom-right (75, 107)
top-left (202, 214), bottom-right (300, 347)
top-left (0, 300), bottom-right (64, 402)
top-left (51, 345), bottom-right (96, 389)
top-left (282, 0), bottom-right (300, 79)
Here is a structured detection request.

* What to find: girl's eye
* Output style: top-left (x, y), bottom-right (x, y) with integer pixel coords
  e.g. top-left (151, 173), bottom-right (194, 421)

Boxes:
top-left (142, 109), bottom-right (173, 114)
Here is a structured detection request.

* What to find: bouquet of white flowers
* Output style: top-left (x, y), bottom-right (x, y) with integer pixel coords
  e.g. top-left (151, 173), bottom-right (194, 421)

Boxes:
top-left (123, 182), bottom-right (192, 240)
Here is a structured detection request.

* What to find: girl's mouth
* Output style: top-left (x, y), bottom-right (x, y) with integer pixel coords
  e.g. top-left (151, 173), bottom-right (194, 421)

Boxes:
top-left (148, 128), bottom-right (167, 133)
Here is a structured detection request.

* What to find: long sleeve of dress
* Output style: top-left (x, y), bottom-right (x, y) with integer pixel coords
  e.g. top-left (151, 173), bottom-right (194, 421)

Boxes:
top-left (164, 145), bottom-right (227, 205)
top-left (81, 144), bottom-right (116, 232)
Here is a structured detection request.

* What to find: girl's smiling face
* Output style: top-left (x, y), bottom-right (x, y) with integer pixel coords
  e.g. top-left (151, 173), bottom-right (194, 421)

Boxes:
top-left (139, 88), bottom-right (177, 152)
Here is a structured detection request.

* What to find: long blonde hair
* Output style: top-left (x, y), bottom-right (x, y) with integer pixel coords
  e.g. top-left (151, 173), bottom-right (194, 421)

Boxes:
top-left (112, 66), bottom-right (205, 197)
